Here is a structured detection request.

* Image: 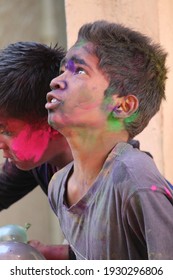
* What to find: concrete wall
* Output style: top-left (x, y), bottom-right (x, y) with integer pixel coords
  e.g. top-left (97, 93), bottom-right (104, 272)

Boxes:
top-left (158, 0), bottom-right (173, 182)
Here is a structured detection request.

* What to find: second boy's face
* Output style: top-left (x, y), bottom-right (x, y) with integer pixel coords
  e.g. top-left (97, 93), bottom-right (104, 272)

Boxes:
top-left (46, 42), bottom-right (113, 131)
top-left (0, 117), bottom-right (56, 170)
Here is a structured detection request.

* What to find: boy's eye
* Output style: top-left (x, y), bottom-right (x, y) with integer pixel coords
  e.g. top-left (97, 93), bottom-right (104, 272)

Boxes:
top-left (63, 61), bottom-right (86, 75)
top-left (0, 130), bottom-right (12, 136)
top-left (75, 67), bottom-right (86, 75)
top-left (59, 68), bottom-right (65, 75)
top-left (59, 70), bottom-right (64, 76)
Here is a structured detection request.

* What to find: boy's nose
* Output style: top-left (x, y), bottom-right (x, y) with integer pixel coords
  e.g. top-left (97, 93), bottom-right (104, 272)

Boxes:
top-left (0, 141), bottom-right (7, 150)
top-left (50, 77), bottom-right (67, 90)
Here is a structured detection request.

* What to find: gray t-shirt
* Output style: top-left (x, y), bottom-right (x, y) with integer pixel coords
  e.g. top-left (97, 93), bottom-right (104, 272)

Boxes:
top-left (48, 142), bottom-right (173, 259)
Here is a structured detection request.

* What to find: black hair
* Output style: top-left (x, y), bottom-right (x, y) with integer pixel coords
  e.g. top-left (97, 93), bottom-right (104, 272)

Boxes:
top-left (0, 41), bottom-right (65, 123)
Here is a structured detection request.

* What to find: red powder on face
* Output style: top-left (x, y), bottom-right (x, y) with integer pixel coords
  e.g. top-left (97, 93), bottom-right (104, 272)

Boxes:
top-left (12, 124), bottom-right (51, 162)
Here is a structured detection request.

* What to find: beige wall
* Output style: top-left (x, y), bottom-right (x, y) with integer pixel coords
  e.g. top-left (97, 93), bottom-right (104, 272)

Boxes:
top-left (0, 0), bottom-right (67, 48)
top-left (158, 0), bottom-right (173, 182)
top-left (65, 0), bottom-right (160, 47)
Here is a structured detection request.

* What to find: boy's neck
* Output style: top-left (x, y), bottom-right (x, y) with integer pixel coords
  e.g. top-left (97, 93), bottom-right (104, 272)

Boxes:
top-left (65, 128), bottom-right (128, 207)
top-left (70, 127), bottom-right (127, 159)
top-left (67, 129), bottom-right (128, 182)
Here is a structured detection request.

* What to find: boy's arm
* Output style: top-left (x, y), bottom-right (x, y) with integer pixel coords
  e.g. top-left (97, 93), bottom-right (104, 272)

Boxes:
top-left (125, 188), bottom-right (173, 259)
top-left (28, 240), bottom-right (76, 260)
top-left (0, 159), bottom-right (38, 210)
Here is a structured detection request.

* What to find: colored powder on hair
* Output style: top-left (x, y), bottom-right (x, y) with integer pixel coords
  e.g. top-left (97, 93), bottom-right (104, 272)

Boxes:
top-left (124, 111), bottom-right (138, 124)
top-left (75, 39), bottom-right (87, 48)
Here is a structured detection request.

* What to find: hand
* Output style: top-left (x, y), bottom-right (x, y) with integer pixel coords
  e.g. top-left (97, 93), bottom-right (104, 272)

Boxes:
top-left (28, 240), bottom-right (69, 260)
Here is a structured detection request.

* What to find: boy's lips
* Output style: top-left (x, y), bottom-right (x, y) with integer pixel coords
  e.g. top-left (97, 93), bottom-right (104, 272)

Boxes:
top-left (45, 92), bottom-right (63, 110)
top-left (3, 154), bottom-right (15, 162)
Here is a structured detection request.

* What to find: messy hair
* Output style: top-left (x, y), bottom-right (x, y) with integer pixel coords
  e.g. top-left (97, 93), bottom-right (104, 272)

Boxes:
top-left (75, 20), bottom-right (167, 138)
top-left (0, 41), bottom-right (65, 123)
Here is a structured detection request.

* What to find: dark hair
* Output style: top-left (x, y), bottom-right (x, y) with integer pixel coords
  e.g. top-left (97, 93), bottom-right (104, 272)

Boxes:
top-left (75, 20), bottom-right (167, 138)
top-left (0, 41), bottom-right (65, 123)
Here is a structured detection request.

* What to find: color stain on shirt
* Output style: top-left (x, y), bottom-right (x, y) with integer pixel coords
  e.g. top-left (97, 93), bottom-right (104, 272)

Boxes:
top-left (164, 187), bottom-right (172, 198)
top-left (151, 185), bottom-right (157, 191)
top-left (151, 185), bottom-right (172, 199)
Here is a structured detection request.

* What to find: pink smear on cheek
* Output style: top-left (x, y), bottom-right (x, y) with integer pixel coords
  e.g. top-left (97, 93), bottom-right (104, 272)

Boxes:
top-left (12, 125), bottom-right (50, 162)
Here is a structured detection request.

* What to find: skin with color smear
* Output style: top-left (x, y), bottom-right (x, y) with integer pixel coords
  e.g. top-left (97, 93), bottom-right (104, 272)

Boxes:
top-left (12, 124), bottom-right (51, 162)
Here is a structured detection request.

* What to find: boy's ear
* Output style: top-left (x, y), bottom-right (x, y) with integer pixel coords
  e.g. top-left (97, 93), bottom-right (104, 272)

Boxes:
top-left (112, 95), bottom-right (139, 118)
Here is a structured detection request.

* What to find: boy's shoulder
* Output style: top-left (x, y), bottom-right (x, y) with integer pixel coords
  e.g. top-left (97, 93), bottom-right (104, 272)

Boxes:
top-left (110, 142), bottom-right (167, 191)
top-left (111, 141), bottom-right (155, 170)
top-left (48, 162), bottom-right (73, 205)
top-left (51, 161), bottom-right (73, 183)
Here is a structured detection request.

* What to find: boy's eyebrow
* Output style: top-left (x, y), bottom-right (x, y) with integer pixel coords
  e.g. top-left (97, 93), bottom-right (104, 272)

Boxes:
top-left (61, 55), bottom-right (91, 69)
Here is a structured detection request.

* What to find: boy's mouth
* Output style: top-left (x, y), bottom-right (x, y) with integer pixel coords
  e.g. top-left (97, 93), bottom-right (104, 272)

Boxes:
top-left (45, 92), bottom-right (63, 110)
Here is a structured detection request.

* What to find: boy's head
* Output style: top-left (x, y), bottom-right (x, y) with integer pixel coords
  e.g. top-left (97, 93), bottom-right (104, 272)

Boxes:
top-left (0, 41), bottom-right (65, 124)
top-left (74, 20), bottom-right (167, 138)
top-left (0, 42), bottom-right (69, 170)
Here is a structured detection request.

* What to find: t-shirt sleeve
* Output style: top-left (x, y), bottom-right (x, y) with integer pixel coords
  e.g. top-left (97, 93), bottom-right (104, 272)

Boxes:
top-left (0, 159), bottom-right (38, 210)
top-left (124, 188), bottom-right (173, 259)
top-left (48, 163), bottom-right (73, 215)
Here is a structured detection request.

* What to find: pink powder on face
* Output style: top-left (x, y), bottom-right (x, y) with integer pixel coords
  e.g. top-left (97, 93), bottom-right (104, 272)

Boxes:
top-left (12, 124), bottom-right (51, 162)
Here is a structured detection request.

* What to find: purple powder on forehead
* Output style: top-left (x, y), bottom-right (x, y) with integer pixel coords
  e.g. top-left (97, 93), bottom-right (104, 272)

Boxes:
top-left (66, 60), bottom-right (76, 73)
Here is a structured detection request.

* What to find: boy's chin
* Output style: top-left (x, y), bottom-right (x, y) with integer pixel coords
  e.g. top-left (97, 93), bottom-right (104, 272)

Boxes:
top-left (14, 160), bottom-right (39, 171)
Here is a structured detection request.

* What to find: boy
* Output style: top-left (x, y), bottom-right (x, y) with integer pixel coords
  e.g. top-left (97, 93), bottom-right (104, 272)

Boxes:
top-left (46, 20), bottom-right (173, 259)
top-left (0, 41), bottom-right (74, 259)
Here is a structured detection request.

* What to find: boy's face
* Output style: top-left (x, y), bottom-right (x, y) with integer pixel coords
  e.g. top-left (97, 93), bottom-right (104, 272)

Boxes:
top-left (46, 42), bottom-right (115, 131)
top-left (0, 117), bottom-right (56, 170)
